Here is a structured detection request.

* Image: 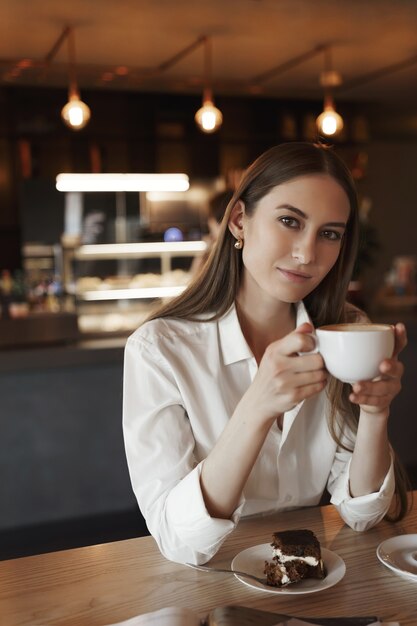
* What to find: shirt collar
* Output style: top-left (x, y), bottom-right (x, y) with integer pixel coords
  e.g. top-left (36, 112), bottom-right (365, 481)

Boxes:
top-left (218, 301), bottom-right (312, 366)
top-left (218, 304), bottom-right (253, 365)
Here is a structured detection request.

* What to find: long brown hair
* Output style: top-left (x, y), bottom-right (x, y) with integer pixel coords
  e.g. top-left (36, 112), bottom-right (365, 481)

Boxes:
top-left (147, 141), bottom-right (410, 520)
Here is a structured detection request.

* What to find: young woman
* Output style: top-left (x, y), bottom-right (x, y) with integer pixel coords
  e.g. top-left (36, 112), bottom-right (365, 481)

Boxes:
top-left (123, 142), bottom-right (409, 565)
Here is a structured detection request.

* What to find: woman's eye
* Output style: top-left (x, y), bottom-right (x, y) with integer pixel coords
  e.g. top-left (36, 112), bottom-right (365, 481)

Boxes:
top-left (321, 230), bottom-right (343, 241)
top-left (279, 216), bottom-right (299, 229)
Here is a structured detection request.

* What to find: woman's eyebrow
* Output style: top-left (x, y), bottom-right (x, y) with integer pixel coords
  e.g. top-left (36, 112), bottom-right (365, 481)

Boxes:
top-left (276, 204), bottom-right (307, 218)
top-left (276, 204), bottom-right (347, 228)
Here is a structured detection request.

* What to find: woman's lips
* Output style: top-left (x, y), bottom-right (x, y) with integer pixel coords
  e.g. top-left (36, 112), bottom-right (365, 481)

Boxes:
top-left (277, 268), bottom-right (312, 283)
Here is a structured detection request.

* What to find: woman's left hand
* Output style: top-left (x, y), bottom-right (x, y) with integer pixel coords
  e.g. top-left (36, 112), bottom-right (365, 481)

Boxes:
top-left (349, 323), bottom-right (407, 417)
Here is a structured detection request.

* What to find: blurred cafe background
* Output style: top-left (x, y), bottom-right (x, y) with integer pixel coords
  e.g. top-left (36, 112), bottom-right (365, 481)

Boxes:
top-left (1, 0), bottom-right (416, 559)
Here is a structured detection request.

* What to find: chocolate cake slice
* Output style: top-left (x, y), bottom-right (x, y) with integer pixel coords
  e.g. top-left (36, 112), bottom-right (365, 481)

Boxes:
top-left (264, 529), bottom-right (325, 587)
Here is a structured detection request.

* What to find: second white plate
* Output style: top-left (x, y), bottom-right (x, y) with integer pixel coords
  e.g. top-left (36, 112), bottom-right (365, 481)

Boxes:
top-left (231, 544), bottom-right (345, 594)
top-left (376, 534), bottom-right (417, 581)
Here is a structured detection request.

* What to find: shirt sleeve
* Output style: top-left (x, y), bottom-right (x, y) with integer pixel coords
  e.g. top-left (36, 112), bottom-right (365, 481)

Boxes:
top-left (326, 421), bottom-right (395, 531)
top-left (122, 334), bottom-right (244, 565)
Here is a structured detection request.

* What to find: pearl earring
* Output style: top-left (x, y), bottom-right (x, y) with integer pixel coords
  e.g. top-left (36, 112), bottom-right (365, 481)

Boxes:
top-left (234, 237), bottom-right (243, 250)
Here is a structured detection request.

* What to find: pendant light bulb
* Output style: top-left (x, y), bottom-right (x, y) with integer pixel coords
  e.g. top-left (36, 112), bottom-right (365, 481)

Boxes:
top-left (316, 104), bottom-right (344, 137)
top-left (61, 93), bottom-right (91, 130)
top-left (195, 36), bottom-right (222, 134)
top-left (195, 100), bottom-right (223, 133)
top-left (317, 47), bottom-right (343, 137)
top-left (60, 27), bottom-right (91, 131)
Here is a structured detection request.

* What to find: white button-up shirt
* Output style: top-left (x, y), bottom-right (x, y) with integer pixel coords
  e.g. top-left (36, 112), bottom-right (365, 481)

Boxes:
top-left (123, 301), bottom-right (394, 565)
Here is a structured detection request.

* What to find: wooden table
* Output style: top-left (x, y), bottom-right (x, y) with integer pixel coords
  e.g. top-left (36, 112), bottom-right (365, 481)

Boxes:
top-left (1, 493), bottom-right (416, 626)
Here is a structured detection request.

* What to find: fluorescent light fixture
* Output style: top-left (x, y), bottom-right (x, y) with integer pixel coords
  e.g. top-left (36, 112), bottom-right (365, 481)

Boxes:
top-left (73, 242), bottom-right (207, 260)
top-left (56, 173), bottom-right (190, 192)
top-left (80, 286), bottom-right (186, 301)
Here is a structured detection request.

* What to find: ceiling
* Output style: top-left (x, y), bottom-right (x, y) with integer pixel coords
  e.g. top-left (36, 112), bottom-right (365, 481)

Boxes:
top-left (2, 0), bottom-right (417, 104)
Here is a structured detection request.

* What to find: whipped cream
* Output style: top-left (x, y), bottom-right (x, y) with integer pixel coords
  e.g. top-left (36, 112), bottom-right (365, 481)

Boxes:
top-left (274, 563), bottom-right (290, 585)
top-left (273, 548), bottom-right (319, 566)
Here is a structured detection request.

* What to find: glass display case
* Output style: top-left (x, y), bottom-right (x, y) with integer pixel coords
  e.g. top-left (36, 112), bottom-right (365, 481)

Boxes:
top-left (61, 240), bottom-right (207, 336)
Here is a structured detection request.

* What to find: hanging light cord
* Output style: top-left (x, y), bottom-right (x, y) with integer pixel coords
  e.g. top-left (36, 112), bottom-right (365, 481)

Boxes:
top-left (203, 36), bottom-right (213, 103)
top-left (43, 26), bottom-right (71, 65)
top-left (67, 27), bottom-right (79, 98)
top-left (339, 52), bottom-right (417, 93)
top-left (39, 24), bottom-right (79, 98)
top-left (249, 44), bottom-right (326, 88)
top-left (157, 35), bottom-right (206, 73)
top-left (322, 45), bottom-right (334, 107)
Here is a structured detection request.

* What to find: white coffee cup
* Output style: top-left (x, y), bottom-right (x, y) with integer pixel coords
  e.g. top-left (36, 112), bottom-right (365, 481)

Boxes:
top-left (315, 323), bottom-right (395, 383)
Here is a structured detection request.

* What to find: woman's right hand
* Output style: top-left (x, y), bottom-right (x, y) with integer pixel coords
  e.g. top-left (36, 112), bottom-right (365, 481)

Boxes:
top-left (243, 322), bottom-right (328, 425)
top-left (201, 322), bottom-right (327, 519)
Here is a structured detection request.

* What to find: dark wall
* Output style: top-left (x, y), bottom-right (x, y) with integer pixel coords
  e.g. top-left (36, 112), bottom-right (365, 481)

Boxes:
top-left (1, 84), bottom-right (417, 288)
top-left (0, 84), bottom-right (370, 269)
top-left (359, 140), bottom-right (417, 293)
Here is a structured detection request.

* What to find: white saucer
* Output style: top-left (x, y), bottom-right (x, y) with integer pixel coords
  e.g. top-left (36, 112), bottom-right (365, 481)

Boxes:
top-left (231, 544), bottom-right (345, 595)
top-left (376, 534), bottom-right (417, 581)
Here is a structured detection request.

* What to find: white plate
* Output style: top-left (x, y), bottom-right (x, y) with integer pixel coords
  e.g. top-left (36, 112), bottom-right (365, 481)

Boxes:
top-left (231, 544), bottom-right (345, 595)
top-left (376, 534), bottom-right (417, 581)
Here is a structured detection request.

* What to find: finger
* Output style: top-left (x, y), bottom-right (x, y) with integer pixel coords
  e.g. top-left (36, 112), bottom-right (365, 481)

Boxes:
top-left (351, 360), bottom-right (403, 390)
top-left (271, 366), bottom-right (327, 394)
top-left (288, 368), bottom-right (328, 388)
top-left (293, 353), bottom-right (326, 374)
top-left (393, 322), bottom-right (407, 358)
top-left (295, 322), bottom-right (315, 334)
top-left (351, 378), bottom-right (400, 400)
top-left (290, 322), bottom-right (317, 356)
top-left (286, 379), bottom-right (328, 404)
top-left (349, 392), bottom-right (397, 408)
top-left (352, 393), bottom-right (393, 408)
top-left (299, 380), bottom-right (328, 399)
top-left (293, 322), bottom-right (317, 356)
top-left (350, 375), bottom-right (401, 402)
top-left (379, 358), bottom-right (404, 378)
top-left (349, 385), bottom-right (393, 403)
top-left (267, 324), bottom-right (316, 356)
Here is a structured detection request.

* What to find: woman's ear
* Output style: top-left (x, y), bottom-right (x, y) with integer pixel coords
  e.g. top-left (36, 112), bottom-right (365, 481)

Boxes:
top-left (228, 199), bottom-right (245, 239)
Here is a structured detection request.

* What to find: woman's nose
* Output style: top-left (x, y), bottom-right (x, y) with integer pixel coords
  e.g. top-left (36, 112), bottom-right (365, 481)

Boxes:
top-left (292, 235), bottom-right (316, 264)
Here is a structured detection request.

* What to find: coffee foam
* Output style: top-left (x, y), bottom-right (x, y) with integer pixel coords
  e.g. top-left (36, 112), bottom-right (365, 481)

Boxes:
top-left (318, 323), bottom-right (392, 332)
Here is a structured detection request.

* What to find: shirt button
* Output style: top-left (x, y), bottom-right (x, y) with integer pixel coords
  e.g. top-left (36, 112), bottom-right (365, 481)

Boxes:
top-left (284, 494), bottom-right (292, 503)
